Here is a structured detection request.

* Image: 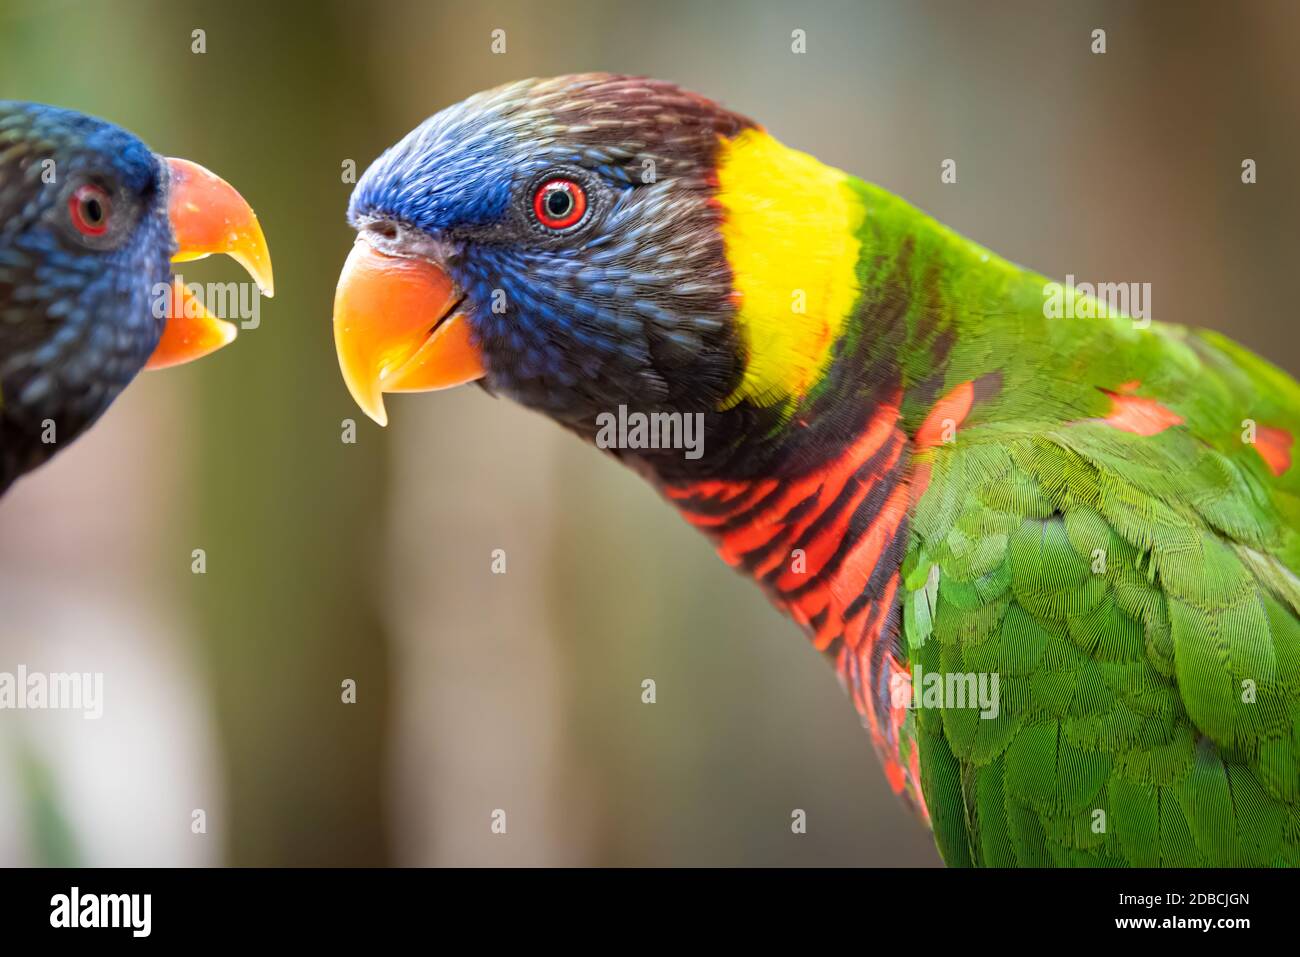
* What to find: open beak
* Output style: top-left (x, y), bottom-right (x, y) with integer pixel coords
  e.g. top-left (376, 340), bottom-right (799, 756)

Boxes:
top-left (145, 157), bottom-right (274, 370)
top-left (332, 236), bottom-right (485, 427)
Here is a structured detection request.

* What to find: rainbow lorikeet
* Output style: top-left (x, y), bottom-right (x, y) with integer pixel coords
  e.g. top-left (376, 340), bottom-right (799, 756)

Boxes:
top-left (0, 102), bottom-right (273, 495)
top-left (332, 74), bottom-right (1300, 866)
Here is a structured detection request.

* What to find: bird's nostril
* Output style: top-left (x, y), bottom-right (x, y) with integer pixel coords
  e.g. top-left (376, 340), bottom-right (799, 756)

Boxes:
top-left (369, 220), bottom-right (399, 241)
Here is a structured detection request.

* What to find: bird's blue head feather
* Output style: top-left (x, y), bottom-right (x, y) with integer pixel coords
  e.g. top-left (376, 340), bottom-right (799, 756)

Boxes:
top-left (347, 74), bottom-right (754, 427)
top-left (0, 102), bottom-right (174, 487)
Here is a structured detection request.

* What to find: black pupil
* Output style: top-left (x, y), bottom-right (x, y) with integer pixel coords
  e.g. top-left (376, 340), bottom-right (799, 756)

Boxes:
top-left (545, 187), bottom-right (572, 219)
top-left (83, 197), bottom-right (104, 224)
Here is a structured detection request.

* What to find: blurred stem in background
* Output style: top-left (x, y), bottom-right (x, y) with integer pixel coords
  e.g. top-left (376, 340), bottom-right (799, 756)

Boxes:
top-left (157, 0), bottom-right (394, 865)
top-left (14, 737), bottom-right (78, 866)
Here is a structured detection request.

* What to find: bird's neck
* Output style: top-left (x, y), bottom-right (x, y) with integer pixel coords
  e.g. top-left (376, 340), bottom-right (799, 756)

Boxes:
top-left (620, 156), bottom-right (1047, 814)
top-left (615, 132), bottom-right (1049, 636)
top-left (634, 127), bottom-right (1042, 476)
top-left (648, 386), bottom-right (927, 814)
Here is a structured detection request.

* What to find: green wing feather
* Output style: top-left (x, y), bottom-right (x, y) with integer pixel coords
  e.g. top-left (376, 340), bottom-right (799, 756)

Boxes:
top-left (904, 413), bottom-right (1300, 866)
top-left (835, 173), bottom-right (1300, 866)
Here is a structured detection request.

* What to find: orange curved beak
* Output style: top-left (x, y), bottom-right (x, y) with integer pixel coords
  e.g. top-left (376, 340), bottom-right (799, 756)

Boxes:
top-left (332, 237), bottom-right (485, 427)
top-left (145, 157), bottom-right (274, 370)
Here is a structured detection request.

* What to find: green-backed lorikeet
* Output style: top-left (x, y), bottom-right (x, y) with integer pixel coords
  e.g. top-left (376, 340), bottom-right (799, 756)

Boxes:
top-left (332, 74), bottom-right (1300, 866)
top-left (0, 102), bottom-right (273, 494)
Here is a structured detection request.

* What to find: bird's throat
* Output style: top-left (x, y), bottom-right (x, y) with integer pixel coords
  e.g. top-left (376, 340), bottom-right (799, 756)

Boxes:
top-left (657, 393), bottom-right (925, 810)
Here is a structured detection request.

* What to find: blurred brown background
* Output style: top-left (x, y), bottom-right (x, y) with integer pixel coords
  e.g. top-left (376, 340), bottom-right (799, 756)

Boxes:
top-left (0, 0), bottom-right (1296, 866)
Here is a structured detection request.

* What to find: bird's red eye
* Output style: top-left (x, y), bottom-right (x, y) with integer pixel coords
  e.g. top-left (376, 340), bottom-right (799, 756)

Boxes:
top-left (532, 179), bottom-right (587, 230)
top-left (69, 184), bottom-right (112, 236)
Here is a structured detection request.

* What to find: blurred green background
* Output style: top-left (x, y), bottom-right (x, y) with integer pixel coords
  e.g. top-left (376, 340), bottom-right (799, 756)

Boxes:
top-left (0, 0), bottom-right (1297, 866)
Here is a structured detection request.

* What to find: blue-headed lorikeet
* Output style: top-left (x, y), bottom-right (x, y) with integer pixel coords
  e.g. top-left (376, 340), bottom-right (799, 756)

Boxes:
top-left (0, 102), bottom-right (273, 494)
top-left (332, 74), bottom-right (1300, 866)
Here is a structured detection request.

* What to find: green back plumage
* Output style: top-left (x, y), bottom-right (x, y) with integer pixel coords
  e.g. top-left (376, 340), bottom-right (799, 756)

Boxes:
top-left (844, 175), bottom-right (1300, 865)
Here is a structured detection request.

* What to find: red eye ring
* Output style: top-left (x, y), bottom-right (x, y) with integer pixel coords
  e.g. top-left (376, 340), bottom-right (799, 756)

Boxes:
top-left (532, 178), bottom-right (587, 230)
top-left (69, 184), bottom-right (112, 237)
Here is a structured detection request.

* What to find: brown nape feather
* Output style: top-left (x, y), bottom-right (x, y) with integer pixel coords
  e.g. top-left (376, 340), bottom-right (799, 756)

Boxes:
top-left (506, 73), bottom-right (758, 179)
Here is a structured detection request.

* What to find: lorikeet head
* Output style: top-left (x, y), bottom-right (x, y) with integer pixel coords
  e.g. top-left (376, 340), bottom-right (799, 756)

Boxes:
top-left (0, 102), bottom-right (273, 490)
top-left (335, 75), bottom-right (771, 447)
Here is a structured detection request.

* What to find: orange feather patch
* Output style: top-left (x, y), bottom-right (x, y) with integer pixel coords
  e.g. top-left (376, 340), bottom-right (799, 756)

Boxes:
top-left (914, 380), bottom-right (974, 448)
top-left (1254, 425), bottom-right (1293, 476)
top-left (1099, 381), bottom-right (1182, 436)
